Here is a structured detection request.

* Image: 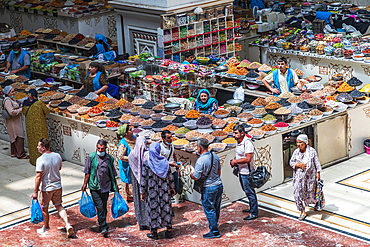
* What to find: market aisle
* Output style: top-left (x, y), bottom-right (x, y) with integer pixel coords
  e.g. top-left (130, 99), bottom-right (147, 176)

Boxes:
top-left (0, 139), bottom-right (84, 230)
top-left (255, 153), bottom-right (370, 243)
top-left (0, 199), bottom-right (368, 246)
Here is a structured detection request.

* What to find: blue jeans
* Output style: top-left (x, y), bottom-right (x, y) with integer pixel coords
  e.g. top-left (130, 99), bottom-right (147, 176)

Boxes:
top-left (172, 171), bottom-right (180, 194)
top-left (201, 184), bottom-right (223, 234)
top-left (239, 174), bottom-right (258, 216)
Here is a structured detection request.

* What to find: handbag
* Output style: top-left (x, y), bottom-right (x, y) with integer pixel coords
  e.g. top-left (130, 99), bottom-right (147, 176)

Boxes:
top-left (2, 98), bottom-right (11, 119)
top-left (247, 140), bottom-right (271, 189)
top-left (193, 152), bottom-right (214, 193)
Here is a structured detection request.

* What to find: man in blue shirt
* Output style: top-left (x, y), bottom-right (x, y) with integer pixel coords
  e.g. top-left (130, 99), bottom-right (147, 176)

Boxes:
top-left (191, 138), bottom-right (223, 239)
top-left (182, 51), bottom-right (195, 64)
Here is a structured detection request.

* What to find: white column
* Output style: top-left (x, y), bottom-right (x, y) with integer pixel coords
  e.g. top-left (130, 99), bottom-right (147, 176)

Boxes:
top-left (116, 14), bottom-right (124, 55)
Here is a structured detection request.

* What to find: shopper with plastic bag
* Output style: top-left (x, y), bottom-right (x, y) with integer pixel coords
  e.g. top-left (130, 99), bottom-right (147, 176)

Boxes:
top-left (111, 192), bottom-right (129, 219)
top-left (30, 199), bottom-right (44, 224)
top-left (79, 191), bottom-right (97, 218)
top-left (31, 138), bottom-right (74, 237)
top-left (81, 139), bottom-right (120, 237)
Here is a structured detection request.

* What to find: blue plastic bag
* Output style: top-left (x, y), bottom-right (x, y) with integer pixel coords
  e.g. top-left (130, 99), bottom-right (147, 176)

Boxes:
top-left (30, 199), bottom-right (44, 224)
top-left (78, 192), bottom-right (97, 218)
top-left (39, 52), bottom-right (55, 64)
top-left (111, 192), bottom-right (129, 219)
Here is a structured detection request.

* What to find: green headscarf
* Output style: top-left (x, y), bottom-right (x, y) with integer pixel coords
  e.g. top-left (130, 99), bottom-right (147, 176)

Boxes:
top-left (117, 124), bottom-right (128, 139)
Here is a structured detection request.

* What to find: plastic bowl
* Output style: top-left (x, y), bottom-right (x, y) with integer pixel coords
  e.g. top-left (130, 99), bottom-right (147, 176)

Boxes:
top-left (151, 113), bottom-right (166, 121)
top-left (213, 113), bottom-right (229, 118)
top-left (197, 124), bottom-right (212, 129)
top-left (264, 130), bottom-right (277, 135)
top-left (212, 123), bottom-right (226, 129)
top-left (310, 114), bottom-right (323, 120)
top-left (251, 133), bottom-right (265, 139)
top-left (249, 122), bottom-right (264, 128)
top-left (213, 135), bottom-right (228, 141)
top-left (96, 120), bottom-right (108, 128)
top-left (173, 122), bottom-right (184, 127)
top-left (322, 110), bottom-right (333, 116)
top-left (209, 143), bottom-right (227, 152)
top-left (264, 119), bottom-right (277, 124)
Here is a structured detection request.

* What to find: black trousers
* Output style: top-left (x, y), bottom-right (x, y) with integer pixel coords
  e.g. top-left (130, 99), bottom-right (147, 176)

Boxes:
top-left (91, 190), bottom-right (110, 231)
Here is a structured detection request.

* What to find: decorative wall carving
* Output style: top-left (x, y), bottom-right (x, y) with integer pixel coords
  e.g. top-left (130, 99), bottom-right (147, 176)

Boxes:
top-left (46, 118), bottom-right (65, 153)
top-left (9, 11), bottom-right (23, 33)
top-left (328, 63), bottom-right (353, 81)
top-left (43, 16), bottom-right (57, 29)
top-left (254, 144), bottom-right (272, 180)
top-left (347, 116), bottom-right (352, 153)
top-left (107, 15), bottom-right (117, 38)
top-left (310, 57), bottom-right (321, 69)
top-left (71, 147), bottom-right (81, 162)
top-left (81, 124), bottom-right (91, 139)
top-left (68, 120), bottom-right (79, 137)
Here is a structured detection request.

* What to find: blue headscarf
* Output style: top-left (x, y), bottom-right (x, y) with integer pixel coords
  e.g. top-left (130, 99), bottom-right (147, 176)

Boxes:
top-left (95, 34), bottom-right (110, 50)
top-left (195, 89), bottom-right (218, 114)
top-left (147, 142), bottom-right (169, 179)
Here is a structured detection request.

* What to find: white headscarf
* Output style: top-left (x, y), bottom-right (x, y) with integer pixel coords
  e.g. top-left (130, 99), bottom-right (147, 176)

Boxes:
top-left (297, 134), bottom-right (308, 144)
top-left (2, 86), bottom-right (12, 96)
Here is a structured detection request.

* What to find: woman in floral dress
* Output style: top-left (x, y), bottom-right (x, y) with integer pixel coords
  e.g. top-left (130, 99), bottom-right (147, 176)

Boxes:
top-left (140, 142), bottom-right (175, 240)
top-left (290, 134), bottom-right (321, 220)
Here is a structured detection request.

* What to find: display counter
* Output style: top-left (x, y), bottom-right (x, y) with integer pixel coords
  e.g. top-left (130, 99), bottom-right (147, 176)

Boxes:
top-left (1, 9), bottom-right (115, 40)
top-left (0, 102), bottom-right (368, 205)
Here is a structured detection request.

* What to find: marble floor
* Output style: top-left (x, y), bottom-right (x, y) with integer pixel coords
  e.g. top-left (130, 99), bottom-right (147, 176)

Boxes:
top-left (0, 138), bottom-right (369, 246)
top-left (254, 153), bottom-right (370, 243)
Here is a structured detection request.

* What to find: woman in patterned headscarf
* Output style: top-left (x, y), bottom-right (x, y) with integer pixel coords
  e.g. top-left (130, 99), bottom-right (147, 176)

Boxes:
top-left (289, 134), bottom-right (321, 221)
top-left (117, 124), bottom-right (136, 202)
top-left (192, 89), bottom-right (218, 114)
top-left (22, 89), bottom-right (50, 165)
top-left (140, 142), bottom-right (175, 240)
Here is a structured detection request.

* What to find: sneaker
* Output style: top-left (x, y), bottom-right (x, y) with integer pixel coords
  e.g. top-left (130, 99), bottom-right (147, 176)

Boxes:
top-left (147, 232), bottom-right (158, 240)
top-left (165, 230), bottom-right (173, 239)
top-left (203, 232), bottom-right (221, 239)
top-left (101, 228), bottom-right (108, 238)
top-left (66, 224), bottom-right (74, 238)
top-left (242, 208), bottom-right (251, 213)
top-left (243, 215), bottom-right (258, 220)
top-left (37, 226), bottom-right (50, 234)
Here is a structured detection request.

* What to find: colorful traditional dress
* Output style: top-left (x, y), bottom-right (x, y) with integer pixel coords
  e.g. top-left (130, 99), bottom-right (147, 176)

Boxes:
top-left (22, 100), bottom-right (50, 165)
top-left (128, 136), bottom-right (149, 228)
top-left (289, 145), bottom-right (322, 212)
top-left (140, 160), bottom-right (174, 231)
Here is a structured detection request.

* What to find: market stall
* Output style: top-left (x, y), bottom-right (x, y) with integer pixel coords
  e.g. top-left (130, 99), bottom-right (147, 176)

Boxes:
top-left (1, 5), bottom-right (115, 38)
top-left (1, 54), bottom-right (370, 205)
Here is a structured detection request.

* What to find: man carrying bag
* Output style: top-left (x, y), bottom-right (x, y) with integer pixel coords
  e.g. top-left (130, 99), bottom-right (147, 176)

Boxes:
top-left (230, 124), bottom-right (259, 221)
top-left (191, 139), bottom-right (223, 239)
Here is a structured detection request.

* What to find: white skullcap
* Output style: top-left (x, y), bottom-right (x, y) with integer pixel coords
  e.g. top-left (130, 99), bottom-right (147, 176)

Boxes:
top-left (297, 134), bottom-right (308, 144)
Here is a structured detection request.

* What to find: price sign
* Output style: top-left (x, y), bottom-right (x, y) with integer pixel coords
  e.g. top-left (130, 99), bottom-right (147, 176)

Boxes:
top-left (319, 66), bottom-right (328, 75)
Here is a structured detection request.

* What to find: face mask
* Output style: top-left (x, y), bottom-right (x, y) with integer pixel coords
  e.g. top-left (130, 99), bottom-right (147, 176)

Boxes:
top-left (97, 151), bottom-right (105, 157)
top-left (164, 140), bottom-right (170, 145)
top-left (10, 95), bottom-right (14, 99)
top-left (14, 51), bottom-right (19, 54)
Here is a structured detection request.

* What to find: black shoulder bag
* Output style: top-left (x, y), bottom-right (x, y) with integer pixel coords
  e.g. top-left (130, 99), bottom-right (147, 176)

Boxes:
top-left (246, 139), bottom-right (271, 189)
top-left (193, 152), bottom-right (214, 193)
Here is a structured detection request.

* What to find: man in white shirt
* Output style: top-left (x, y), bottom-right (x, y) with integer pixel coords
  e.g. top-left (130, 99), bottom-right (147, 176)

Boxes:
top-left (230, 125), bottom-right (258, 220)
top-left (262, 57), bottom-right (303, 95)
top-left (31, 138), bottom-right (74, 237)
top-left (160, 130), bottom-right (180, 198)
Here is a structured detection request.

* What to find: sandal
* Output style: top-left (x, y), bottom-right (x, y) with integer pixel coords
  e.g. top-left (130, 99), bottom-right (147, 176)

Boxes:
top-left (298, 214), bottom-right (307, 221)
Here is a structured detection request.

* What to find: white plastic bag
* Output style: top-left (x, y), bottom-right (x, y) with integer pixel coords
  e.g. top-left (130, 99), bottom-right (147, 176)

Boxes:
top-left (233, 85), bottom-right (245, 101)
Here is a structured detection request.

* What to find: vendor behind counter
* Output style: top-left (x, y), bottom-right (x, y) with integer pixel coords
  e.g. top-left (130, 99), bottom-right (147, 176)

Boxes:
top-left (80, 61), bottom-right (120, 99)
top-left (4, 42), bottom-right (31, 79)
top-left (192, 89), bottom-right (218, 114)
top-left (89, 34), bottom-right (110, 59)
